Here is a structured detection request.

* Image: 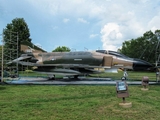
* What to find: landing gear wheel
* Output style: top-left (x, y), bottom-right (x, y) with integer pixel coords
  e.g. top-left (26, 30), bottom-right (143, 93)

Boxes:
top-left (48, 75), bottom-right (55, 80)
top-left (74, 75), bottom-right (79, 79)
top-left (121, 76), bottom-right (126, 81)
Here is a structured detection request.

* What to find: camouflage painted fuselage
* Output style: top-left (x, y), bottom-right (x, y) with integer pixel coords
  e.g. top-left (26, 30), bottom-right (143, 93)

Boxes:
top-left (10, 50), bottom-right (153, 76)
top-left (29, 51), bottom-right (133, 69)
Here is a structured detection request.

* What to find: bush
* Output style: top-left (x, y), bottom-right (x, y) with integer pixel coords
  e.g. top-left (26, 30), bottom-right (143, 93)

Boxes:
top-left (25, 70), bottom-right (33, 73)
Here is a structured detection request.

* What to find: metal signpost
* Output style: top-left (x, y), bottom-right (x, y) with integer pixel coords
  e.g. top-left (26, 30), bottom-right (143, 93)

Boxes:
top-left (141, 76), bottom-right (149, 91)
top-left (116, 80), bottom-right (132, 108)
top-left (116, 81), bottom-right (129, 103)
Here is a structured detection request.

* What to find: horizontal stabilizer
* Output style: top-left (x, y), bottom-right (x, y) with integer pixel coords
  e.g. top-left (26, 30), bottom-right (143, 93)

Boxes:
top-left (7, 56), bottom-right (32, 64)
top-left (13, 56), bottom-right (32, 62)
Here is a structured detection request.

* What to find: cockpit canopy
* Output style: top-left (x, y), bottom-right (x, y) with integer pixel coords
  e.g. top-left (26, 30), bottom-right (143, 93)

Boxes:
top-left (96, 50), bottom-right (129, 58)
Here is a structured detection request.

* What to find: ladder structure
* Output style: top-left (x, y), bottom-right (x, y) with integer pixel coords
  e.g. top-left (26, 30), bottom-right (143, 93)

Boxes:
top-left (0, 30), bottom-right (19, 82)
top-left (155, 33), bottom-right (160, 82)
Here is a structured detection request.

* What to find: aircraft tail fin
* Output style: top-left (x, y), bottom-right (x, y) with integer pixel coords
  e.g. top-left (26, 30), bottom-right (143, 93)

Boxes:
top-left (21, 44), bottom-right (46, 53)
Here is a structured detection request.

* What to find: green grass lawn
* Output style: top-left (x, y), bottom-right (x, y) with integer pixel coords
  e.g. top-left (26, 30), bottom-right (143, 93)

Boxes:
top-left (0, 85), bottom-right (160, 120)
top-left (90, 71), bottom-right (157, 81)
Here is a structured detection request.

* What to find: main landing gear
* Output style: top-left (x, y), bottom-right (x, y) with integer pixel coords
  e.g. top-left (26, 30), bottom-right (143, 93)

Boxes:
top-left (48, 75), bottom-right (55, 80)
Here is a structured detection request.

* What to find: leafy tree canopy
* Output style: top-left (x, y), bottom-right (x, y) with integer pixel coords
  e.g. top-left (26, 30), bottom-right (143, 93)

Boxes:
top-left (119, 30), bottom-right (160, 63)
top-left (3, 18), bottom-right (32, 62)
top-left (4, 18), bottom-right (31, 43)
top-left (52, 46), bottom-right (71, 52)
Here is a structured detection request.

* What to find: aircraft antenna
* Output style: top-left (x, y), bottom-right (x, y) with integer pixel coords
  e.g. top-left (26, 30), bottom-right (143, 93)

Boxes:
top-left (84, 47), bottom-right (88, 51)
top-left (27, 46), bottom-right (35, 53)
top-left (71, 48), bottom-right (76, 51)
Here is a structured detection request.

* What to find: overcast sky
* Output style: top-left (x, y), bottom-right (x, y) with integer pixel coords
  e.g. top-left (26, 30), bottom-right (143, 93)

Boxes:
top-left (1, 0), bottom-right (160, 52)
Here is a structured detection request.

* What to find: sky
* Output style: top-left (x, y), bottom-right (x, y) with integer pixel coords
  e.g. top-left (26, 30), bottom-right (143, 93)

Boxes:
top-left (0, 0), bottom-right (160, 52)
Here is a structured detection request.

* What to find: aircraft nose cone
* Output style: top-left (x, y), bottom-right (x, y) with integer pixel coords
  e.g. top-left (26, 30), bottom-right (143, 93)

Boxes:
top-left (133, 59), bottom-right (153, 70)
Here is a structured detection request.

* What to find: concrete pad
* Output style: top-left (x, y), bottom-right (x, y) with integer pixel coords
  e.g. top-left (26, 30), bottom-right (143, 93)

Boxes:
top-left (119, 102), bottom-right (132, 108)
top-left (141, 88), bottom-right (149, 91)
top-left (4, 77), bottom-right (159, 85)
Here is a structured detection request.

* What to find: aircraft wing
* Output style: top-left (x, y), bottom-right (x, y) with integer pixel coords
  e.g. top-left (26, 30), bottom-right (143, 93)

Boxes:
top-left (16, 61), bottom-right (102, 68)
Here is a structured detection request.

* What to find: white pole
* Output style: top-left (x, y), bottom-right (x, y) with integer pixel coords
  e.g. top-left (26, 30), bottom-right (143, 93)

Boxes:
top-left (1, 29), bottom-right (4, 82)
top-left (17, 32), bottom-right (18, 77)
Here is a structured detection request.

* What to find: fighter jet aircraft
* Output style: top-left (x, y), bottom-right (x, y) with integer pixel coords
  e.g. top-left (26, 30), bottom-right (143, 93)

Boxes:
top-left (9, 49), bottom-right (153, 79)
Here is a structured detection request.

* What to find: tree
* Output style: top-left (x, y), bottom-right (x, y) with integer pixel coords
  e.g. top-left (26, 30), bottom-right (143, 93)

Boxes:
top-left (52, 46), bottom-right (71, 52)
top-left (119, 30), bottom-right (159, 63)
top-left (3, 18), bottom-right (31, 62)
top-left (0, 45), bottom-right (2, 66)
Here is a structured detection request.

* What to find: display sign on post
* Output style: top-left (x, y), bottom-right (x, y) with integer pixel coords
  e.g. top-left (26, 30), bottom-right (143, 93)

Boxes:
top-left (116, 81), bottom-right (132, 108)
top-left (141, 76), bottom-right (149, 90)
top-left (116, 81), bottom-right (129, 99)
top-left (117, 81), bottom-right (127, 91)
